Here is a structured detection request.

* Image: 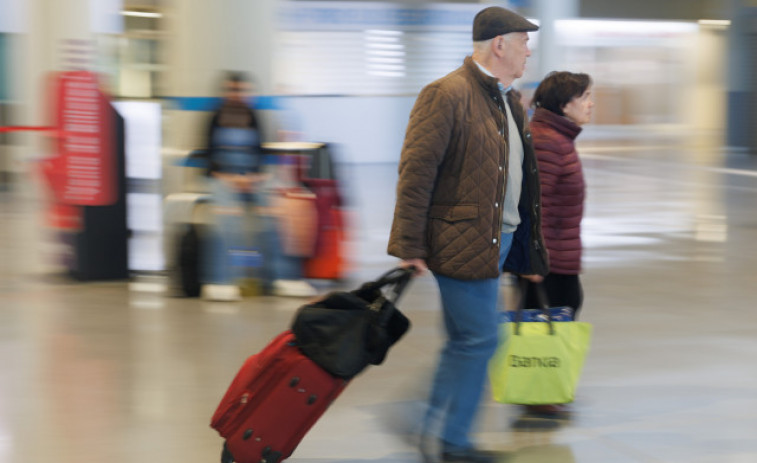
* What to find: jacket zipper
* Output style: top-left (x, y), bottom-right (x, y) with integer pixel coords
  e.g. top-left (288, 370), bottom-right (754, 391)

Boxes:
top-left (496, 94), bottom-right (508, 247)
top-left (520, 122), bottom-right (545, 259)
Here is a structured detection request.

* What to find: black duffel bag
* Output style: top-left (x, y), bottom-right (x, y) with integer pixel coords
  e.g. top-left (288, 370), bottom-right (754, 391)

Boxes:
top-left (291, 267), bottom-right (414, 379)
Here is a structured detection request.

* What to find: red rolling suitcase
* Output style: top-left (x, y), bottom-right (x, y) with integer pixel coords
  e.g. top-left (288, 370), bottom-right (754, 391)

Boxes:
top-left (210, 330), bottom-right (348, 463)
top-left (211, 268), bottom-right (414, 463)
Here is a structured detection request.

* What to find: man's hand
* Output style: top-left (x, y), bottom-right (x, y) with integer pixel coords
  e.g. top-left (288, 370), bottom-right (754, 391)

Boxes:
top-left (400, 258), bottom-right (428, 276)
top-left (232, 175), bottom-right (254, 192)
top-left (213, 172), bottom-right (268, 193)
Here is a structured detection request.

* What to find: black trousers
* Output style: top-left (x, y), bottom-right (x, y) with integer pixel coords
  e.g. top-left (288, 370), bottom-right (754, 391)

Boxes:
top-left (521, 273), bottom-right (584, 319)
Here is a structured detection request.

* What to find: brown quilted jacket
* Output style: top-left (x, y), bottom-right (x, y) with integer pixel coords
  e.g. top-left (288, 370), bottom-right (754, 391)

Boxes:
top-left (388, 56), bottom-right (548, 280)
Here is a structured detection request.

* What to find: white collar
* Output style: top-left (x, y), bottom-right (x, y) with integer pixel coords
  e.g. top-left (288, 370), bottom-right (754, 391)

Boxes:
top-left (473, 60), bottom-right (513, 94)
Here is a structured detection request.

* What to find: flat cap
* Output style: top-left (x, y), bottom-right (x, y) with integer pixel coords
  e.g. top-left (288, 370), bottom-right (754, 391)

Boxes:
top-left (472, 6), bottom-right (538, 41)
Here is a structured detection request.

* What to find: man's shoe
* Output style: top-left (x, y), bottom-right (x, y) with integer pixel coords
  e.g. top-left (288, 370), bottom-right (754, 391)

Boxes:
top-left (441, 448), bottom-right (497, 463)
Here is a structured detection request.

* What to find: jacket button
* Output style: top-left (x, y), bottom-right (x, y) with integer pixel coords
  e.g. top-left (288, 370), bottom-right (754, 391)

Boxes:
top-left (499, 166), bottom-right (503, 172)
top-left (495, 202), bottom-right (499, 208)
top-left (493, 238), bottom-right (498, 244)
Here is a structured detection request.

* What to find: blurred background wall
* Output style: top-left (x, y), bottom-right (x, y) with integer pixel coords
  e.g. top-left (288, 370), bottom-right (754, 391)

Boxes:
top-left (1, 0), bottom-right (756, 274)
top-left (2, 0), bottom-right (751, 167)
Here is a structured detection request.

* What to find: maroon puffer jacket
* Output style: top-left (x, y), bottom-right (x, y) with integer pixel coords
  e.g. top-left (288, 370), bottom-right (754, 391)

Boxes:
top-left (530, 107), bottom-right (585, 274)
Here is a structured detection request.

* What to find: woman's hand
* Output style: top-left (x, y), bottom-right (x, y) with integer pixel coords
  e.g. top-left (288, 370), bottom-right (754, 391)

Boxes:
top-left (521, 274), bottom-right (544, 283)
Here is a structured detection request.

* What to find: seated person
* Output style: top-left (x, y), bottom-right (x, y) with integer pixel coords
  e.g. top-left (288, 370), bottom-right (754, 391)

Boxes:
top-left (203, 71), bottom-right (315, 300)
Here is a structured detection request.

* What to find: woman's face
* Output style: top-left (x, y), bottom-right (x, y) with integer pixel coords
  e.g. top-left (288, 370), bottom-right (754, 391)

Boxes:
top-left (562, 87), bottom-right (594, 126)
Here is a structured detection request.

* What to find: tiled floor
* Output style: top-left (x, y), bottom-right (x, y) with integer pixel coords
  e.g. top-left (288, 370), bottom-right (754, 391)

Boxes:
top-left (2, 129), bottom-right (757, 463)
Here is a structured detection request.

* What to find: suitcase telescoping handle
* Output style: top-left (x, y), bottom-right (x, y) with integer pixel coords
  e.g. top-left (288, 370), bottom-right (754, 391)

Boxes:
top-left (514, 278), bottom-right (555, 335)
top-left (362, 266), bottom-right (415, 305)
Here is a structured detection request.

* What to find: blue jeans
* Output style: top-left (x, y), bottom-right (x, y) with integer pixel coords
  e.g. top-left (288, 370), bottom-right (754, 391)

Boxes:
top-left (425, 232), bottom-right (514, 451)
top-left (204, 178), bottom-right (302, 288)
top-left (204, 178), bottom-right (250, 285)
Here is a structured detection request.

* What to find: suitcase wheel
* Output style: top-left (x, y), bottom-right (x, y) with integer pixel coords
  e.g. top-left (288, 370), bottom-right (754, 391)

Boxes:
top-left (261, 447), bottom-right (283, 463)
top-left (221, 442), bottom-right (234, 463)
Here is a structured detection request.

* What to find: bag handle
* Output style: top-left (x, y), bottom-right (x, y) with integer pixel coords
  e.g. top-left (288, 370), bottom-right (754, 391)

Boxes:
top-left (513, 278), bottom-right (554, 335)
top-left (361, 266), bottom-right (415, 305)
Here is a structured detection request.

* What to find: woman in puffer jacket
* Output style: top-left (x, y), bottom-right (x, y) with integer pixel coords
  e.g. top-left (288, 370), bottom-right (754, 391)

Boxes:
top-left (523, 71), bottom-right (593, 319)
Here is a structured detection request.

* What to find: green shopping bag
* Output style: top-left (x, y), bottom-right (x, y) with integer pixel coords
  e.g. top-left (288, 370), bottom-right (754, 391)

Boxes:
top-left (488, 319), bottom-right (592, 405)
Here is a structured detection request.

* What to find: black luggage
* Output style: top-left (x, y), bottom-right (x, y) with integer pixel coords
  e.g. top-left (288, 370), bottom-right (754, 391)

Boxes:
top-left (176, 223), bottom-right (203, 297)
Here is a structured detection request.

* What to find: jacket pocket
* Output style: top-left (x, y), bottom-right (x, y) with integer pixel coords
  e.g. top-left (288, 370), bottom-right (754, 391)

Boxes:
top-left (429, 204), bottom-right (478, 222)
top-left (427, 204), bottom-right (479, 261)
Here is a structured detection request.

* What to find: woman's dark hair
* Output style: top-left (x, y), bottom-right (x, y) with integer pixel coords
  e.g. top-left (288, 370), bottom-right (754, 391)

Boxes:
top-left (531, 71), bottom-right (592, 116)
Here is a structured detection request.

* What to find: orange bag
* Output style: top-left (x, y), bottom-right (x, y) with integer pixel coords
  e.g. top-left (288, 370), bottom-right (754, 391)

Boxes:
top-left (270, 188), bottom-right (318, 258)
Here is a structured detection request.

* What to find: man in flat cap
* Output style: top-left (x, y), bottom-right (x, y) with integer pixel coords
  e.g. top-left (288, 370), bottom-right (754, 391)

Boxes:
top-left (388, 6), bottom-right (548, 462)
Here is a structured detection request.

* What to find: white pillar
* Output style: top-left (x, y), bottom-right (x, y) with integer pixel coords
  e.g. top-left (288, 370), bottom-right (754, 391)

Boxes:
top-left (12, 0), bottom-right (119, 187)
top-left (534, 0), bottom-right (579, 80)
top-left (161, 0), bottom-right (278, 152)
top-left (19, 0), bottom-right (121, 131)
